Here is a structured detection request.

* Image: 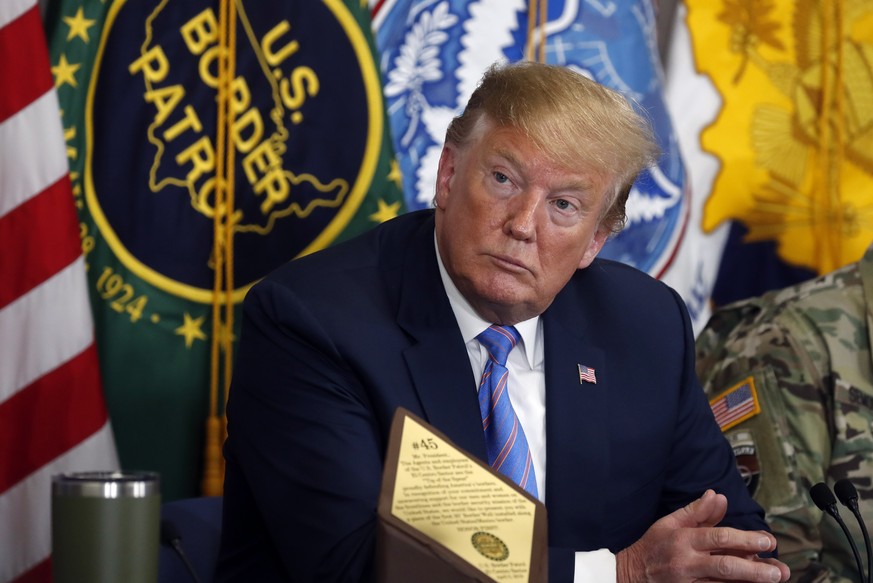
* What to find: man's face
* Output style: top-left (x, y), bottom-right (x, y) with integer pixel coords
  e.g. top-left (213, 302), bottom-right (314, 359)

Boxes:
top-left (434, 118), bottom-right (612, 325)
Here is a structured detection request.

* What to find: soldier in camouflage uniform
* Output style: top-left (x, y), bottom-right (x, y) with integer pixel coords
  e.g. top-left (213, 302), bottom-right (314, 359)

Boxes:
top-left (696, 243), bottom-right (873, 582)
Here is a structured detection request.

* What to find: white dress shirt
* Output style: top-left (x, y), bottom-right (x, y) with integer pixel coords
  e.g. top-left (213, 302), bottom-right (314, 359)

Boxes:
top-left (435, 238), bottom-right (617, 581)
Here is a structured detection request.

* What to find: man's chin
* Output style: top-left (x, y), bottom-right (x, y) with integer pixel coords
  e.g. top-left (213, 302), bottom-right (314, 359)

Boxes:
top-left (476, 290), bottom-right (545, 322)
top-left (475, 282), bottom-right (530, 307)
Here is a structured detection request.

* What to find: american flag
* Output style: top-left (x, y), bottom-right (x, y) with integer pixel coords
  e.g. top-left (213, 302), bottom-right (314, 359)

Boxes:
top-left (710, 380), bottom-right (759, 431)
top-left (578, 364), bottom-right (597, 384)
top-left (0, 1), bottom-right (118, 580)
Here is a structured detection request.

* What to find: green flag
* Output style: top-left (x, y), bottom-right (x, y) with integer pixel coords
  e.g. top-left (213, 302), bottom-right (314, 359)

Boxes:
top-left (45, 0), bottom-right (405, 499)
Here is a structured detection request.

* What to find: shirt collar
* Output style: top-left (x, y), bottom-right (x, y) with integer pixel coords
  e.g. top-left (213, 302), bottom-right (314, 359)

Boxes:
top-left (435, 234), bottom-right (540, 368)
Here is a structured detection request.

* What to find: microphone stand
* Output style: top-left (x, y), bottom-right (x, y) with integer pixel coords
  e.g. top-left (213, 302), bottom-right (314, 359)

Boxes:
top-left (834, 479), bottom-right (872, 583)
top-left (810, 482), bottom-right (866, 583)
top-left (160, 519), bottom-right (203, 583)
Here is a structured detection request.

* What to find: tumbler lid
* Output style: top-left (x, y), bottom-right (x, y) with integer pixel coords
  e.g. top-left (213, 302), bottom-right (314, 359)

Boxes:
top-left (52, 471), bottom-right (160, 498)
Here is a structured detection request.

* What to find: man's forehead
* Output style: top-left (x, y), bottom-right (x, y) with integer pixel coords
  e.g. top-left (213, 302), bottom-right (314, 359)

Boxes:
top-left (480, 130), bottom-right (601, 187)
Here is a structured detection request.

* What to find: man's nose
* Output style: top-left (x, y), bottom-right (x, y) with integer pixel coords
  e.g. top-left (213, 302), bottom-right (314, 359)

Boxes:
top-left (504, 193), bottom-right (539, 240)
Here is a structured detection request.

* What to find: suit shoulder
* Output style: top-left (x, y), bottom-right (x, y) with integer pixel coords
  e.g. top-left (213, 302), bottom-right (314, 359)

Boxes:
top-left (579, 257), bottom-right (667, 286)
top-left (560, 258), bottom-right (688, 332)
top-left (573, 257), bottom-right (681, 304)
top-left (252, 210), bottom-right (433, 289)
top-left (241, 211), bottom-right (435, 324)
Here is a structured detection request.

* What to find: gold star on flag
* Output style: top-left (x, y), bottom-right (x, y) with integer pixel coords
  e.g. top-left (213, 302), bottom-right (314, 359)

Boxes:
top-left (369, 198), bottom-right (402, 224)
top-left (216, 322), bottom-right (237, 349)
top-left (387, 159), bottom-right (403, 190)
top-left (175, 312), bottom-right (207, 348)
top-left (52, 54), bottom-right (81, 88)
top-left (64, 7), bottom-right (96, 43)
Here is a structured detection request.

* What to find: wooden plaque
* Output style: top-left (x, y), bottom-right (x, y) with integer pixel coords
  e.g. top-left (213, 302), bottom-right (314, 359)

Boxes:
top-left (376, 408), bottom-right (548, 582)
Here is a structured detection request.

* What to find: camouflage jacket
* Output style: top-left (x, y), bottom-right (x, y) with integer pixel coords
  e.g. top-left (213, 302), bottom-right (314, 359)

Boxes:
top-left (696, 244), bottom-right (873, 583)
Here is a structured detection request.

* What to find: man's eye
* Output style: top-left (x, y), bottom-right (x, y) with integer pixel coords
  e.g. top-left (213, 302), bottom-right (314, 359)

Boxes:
top-left (493, 172), bottom-right (509, 184)
top-left (555, 199), bottom-right (571, 210)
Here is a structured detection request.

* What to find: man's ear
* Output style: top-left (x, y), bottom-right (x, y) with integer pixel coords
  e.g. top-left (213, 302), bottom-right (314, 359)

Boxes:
top-left (434, 143), bottom-right (456, 210)
top-left (577, 226), bottom-right (611, 269)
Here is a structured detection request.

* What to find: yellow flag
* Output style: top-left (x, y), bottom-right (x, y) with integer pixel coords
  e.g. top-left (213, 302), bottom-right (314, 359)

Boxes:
top-left (687, 0), bottom-right (873, 274)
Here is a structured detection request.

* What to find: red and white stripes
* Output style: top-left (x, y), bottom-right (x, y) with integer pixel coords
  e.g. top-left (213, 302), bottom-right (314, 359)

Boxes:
top-left (0, 1), bottom-right (118, 581)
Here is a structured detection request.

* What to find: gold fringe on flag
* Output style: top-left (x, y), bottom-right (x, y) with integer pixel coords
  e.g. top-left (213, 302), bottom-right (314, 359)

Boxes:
top-left (222, 0), bottom-right (238, 477)
top-left (815, 0), bottom-right (846, 272)
top-left (202, 0), bottom-right (238, 497)
top-left (525, 0), bottom-right (548, 63)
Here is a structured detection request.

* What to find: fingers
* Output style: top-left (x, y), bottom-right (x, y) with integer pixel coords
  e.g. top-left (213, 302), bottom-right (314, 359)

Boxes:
top-left (694, 490), bottom-right (728, 526)
top-left (692, 535), bottom-right (787, 582)
top-left (757, 557), bottom-right (791, 582)
top-left (692, 527), bottom-right (777, 555)
top-left (617, 491), bottom-right (790, 582)
top-left (618, 536), bottom-right (790, 583)
top-left (703, 553), bottom-right (788, 582)
top-left (664, 489), bottom-right (728, 529)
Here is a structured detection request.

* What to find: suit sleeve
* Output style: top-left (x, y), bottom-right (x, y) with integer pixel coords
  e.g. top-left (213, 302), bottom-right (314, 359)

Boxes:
top-left (660, 288), bottom-right (770, 532)
top-left (218, 279), bottom-right (382, 582)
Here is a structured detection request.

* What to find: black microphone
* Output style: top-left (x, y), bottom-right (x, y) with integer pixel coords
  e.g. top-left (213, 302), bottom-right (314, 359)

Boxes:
top-left (810, 482), bottom-right (866, 583)
top-left (160, 519), bottom-right (203, 583)
top-left (834, 479), bottom-right (872, 583)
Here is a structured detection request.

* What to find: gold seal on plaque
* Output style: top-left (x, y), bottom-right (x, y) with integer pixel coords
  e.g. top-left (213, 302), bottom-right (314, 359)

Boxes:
top-left (471, 531), bottom-right (509, 562)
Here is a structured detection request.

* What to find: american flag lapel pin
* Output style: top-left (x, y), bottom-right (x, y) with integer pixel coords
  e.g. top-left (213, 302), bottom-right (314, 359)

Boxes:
top-left (578, 364), bottom-right (597, 384)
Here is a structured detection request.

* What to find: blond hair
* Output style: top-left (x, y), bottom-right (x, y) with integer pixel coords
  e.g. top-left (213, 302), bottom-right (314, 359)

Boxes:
top-left (445, 61), bottom-right (659, 233)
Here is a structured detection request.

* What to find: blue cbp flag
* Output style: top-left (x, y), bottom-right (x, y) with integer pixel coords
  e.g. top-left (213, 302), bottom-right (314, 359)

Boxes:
top-left (373, 1), bottom-right (717, 330)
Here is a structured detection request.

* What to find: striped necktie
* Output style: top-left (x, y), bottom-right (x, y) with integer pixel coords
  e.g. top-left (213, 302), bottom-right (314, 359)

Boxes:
top-left (476, 325), bottom-right (538, 498)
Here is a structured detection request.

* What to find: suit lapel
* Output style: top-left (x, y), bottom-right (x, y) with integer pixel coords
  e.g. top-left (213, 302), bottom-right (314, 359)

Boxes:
top-left (394, 216), bottom-right (487, 462)
top-left (542, 295), bottom-right (609, 544)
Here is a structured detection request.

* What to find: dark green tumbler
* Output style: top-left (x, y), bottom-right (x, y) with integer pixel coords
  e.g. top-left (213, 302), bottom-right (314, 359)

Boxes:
top-left (51, 471), bottom-right (160, 583)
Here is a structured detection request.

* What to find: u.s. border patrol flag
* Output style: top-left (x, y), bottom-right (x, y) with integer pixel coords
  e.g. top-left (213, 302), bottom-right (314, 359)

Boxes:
top-left (373, 0), bottom-right (723, 330)
top-left (45, 0), bottom-right (404, 499)
top-left (682, 0), bottom-right (873, 306)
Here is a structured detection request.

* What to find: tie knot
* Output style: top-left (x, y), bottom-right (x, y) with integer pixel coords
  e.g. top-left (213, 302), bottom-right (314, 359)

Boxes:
top-left (477, 325), bottom-right (520, 366)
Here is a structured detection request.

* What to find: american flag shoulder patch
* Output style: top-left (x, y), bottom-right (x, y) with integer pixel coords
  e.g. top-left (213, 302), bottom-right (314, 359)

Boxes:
top-left (709, 377), bottom-right (761, 432)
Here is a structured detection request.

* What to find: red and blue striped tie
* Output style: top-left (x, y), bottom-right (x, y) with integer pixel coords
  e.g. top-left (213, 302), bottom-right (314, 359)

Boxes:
top-left (477, 325), bottom-right (538, 498)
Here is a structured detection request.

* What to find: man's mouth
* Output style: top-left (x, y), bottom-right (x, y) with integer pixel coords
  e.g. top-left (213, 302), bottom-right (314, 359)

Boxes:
top-left (488, 253), bottom-right (530, 274)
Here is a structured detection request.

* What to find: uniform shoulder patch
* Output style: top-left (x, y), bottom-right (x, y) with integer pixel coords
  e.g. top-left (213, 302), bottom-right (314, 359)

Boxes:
top-left (708, 377), bottom-right (761, 432)
top-left (726, 430), bottom-right (761, 497)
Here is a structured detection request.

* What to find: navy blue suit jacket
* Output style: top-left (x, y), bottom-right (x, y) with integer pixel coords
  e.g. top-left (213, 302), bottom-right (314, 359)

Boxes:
top-left (217, 210), bottom-right (766, 582)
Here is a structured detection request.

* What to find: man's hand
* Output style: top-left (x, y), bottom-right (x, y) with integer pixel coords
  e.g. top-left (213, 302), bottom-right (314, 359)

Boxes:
top-left (615, 489), bottom-right (790, 582)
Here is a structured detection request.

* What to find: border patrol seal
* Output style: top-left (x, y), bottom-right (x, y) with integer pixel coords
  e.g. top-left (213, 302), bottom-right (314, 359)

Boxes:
top-left (90, 0), bottom-right (386, 304)
top-left (471, 531), bottom-right (509, 562)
